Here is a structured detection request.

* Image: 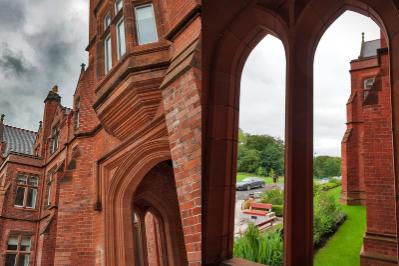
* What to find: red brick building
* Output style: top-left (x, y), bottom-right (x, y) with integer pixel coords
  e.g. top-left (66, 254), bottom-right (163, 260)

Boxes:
top-left (341, 33), bottom-right (397, 264)
top-left (0, 0), bottom-right (200, 265)
top-left (1, 0), bottom-right (399, 265)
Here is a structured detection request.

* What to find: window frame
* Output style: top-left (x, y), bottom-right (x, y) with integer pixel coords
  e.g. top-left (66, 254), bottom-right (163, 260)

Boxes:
top-left (5, 234), bottom-right (32, 266)
top-left (14, 174), bottom-right (38, 210)
top-left (50, 124), bottom-right (60, 155)
top-left (116, 17), bottom-right (126, 60)
top-left (104, 34), bottom-right (113, 74)
top-left (134, 3), bottom-right (159, 45)
top-left (46, 173), bottom-right (53, 207)
top-left (74, 98), bottom-right (80, 129)
top-left (115, 0), bottom-right (123, 14)
top-left (104, 12), bottom-right (112, 31)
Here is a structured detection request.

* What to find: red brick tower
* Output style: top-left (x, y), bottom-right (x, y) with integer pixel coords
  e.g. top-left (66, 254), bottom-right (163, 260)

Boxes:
top-left (341, 32), bottom-right (397, 264)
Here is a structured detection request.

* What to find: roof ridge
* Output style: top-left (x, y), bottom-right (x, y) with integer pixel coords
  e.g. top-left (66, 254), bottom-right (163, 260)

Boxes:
top-left (4, 124), bottom-right (38, 134)
top-left (364, 38), bottom-right (380, 43)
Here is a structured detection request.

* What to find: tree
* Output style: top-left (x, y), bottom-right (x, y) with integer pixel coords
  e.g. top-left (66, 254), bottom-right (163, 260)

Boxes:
top-left (313, 156), bottom-right (341, 178)
top-left (237, 131), bottom-right (285, 175)
top-left (238, 149), bottom-right (261, 173)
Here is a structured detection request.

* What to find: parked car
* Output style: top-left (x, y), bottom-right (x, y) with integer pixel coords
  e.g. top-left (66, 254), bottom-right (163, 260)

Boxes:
top-left (236, 177), bottom-right (265, 191)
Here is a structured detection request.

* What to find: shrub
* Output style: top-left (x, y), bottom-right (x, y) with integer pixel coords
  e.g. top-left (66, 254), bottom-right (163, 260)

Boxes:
top-left (234, 224), bottom-right (283, 266)
top-left (313, 192), bottom-right (346, 246)
top-left (320, 182), bottom-right (339, 191)
top-left (261, 189), bottom-right (284, 205)
top-left (272, 205), bottom-right (284, 217)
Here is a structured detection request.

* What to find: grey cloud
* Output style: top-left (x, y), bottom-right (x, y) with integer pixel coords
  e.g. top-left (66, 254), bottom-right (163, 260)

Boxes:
top-left (0, 0), bottom-right (88, 130)
top-left (0, 44), bottom-right (32, 78)
top-left (0, 0), bottom-right (25, 31)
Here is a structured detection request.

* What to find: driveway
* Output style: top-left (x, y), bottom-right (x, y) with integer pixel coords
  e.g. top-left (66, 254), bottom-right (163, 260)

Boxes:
top-left (235, 183), bottom-right (283, 201)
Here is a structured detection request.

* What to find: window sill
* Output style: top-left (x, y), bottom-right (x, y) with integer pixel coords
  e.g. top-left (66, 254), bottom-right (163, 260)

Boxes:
top-left (13, 206), bottom-right (37, 212)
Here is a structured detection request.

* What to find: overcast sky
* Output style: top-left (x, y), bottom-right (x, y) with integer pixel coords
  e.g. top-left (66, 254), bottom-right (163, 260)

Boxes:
top-left (0, 4), bottom-right (381, 156)
top-left (240, 11), bottom-right (380, 156)
top-left (0, 0), bottom-right (88, 131)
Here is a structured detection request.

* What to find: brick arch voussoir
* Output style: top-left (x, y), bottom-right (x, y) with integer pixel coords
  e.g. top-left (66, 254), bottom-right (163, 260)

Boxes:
top-left (203, 3), bottom-right (289, 264)
top-left (295, 0), bottom-right (399, 61)
top-left (211, 4), bottom-right (289, 108)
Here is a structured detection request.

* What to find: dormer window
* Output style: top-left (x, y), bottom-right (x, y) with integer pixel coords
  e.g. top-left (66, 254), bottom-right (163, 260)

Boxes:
top-left (115, 0), bottom-right (123, 13)
top-left (116, 18), bottom-right (126, 59)
top-left (50, 124), bottom-right (59, 154)
top-left (135, 4), bottom-right (158, 45)
top-left (104, 12), bottom-right (112, 30)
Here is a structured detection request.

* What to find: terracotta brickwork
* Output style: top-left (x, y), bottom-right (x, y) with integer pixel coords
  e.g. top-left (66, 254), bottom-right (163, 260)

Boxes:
top-left (2, 1), bottom-right (399, 265)
top-left (0, 0), bottom-right (200, 265)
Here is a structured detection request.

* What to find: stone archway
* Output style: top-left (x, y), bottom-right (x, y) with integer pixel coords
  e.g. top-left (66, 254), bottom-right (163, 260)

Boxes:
top-left (202, 2), bottom-right (289, 263)
top-left (104, 139), bottom-right (178, 266)
top-left (202, 0), bottom-right (399, 265)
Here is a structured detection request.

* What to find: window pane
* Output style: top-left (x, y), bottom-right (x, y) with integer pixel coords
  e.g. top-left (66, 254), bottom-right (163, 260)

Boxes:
top-left (17, 254), bottom-right (29, 266)
top-left (7, 236), bottom-right (18, 250)
top-left (104, 12), bottom-right (111, 29)
top-left (17, 175), bottom-right (27, 185)
top-left (135, 4), bottom-right (158, 45)
top-left (5, 254), bottom-right (16, 266)
top-left (20, 236), bottom-right (31, 252)
top-left (117, 19), bottom-right (126, 59)
top-left (15, 187), bottom-right (25, 206)
top-left (105, 35), bottom-right (113, 73)
top-left (115, 0), bottom-right (123, 13)
top-left (28, 176), bottom-right (38, 187)
top-left (26, 188), bottom-right (37, 208)
top-left (47, 185), bottom-right (52, 206)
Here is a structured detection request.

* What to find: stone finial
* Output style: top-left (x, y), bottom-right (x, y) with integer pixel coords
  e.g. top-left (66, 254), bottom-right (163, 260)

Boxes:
top-left (52, 85), bottom-right (59, 94)
top-left (0, 114), bottom-right (4, 123)
top-left (362, 32), bottom-right (365, 43)
top-left (81, 63), bottom-right (86, 73)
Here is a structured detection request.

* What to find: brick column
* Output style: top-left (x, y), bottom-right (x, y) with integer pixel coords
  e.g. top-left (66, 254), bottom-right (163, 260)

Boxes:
top-left (284, 39), bottom-right (314, 266)
top-left (161, 39), bottom-right (201, 264)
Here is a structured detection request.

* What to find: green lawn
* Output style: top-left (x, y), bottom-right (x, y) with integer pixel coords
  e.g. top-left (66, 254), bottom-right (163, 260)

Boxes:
top-left (314, 187), bottom-right (366, 266)
top-left (237, 172), bottom-right (284, 184)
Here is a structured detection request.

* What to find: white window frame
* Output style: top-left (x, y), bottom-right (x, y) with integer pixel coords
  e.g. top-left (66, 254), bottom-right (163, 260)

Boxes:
top-left (115, 0), bottom-right (123, 13)
top-left (116, 18), bottom-right (126, 59)
top-left (104, 34), bottom-right (113, 73)
top-left (46, 173), bottom-right (53, 207)
top-left (14, 174), bottom-right (38, 209)
top-left (135, 4), bottom-right (159, 45)
top-left (104, 12), bottom-right (112, 30)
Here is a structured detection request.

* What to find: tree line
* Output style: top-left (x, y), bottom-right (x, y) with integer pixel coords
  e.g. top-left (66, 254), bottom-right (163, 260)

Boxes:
top-left (237, 129), bottom-right (341, 178)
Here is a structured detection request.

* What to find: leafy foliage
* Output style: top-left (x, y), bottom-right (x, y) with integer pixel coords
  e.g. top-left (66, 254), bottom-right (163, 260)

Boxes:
top-left (272, 205), bottom-right (284, 217)
top-left (234, 224), bottom-right (283, 266)
top-left (314, 156), bottom-right (341, 178)
top-left (261, 189), bottom-right (284, 205)
top-left (313, 190), bottom-right (346, 246)
top-left (238, 129), bottom-right (284, 176)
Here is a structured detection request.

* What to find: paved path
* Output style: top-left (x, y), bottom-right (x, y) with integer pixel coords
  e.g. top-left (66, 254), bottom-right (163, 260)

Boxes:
top-left (234, 183), bottom-right (284, 236)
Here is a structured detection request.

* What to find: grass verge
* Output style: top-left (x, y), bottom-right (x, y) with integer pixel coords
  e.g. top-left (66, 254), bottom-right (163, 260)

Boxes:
top-left (314, 187), bottom-right (366, 266)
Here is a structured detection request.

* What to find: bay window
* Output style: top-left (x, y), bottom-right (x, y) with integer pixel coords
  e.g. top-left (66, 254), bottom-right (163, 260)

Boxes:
top-left (135, 4), bottom-right (158, 45)
top-left (117, 18), bottom-right (126, 59)
top-left (104, 34), bottom-right (113, 73)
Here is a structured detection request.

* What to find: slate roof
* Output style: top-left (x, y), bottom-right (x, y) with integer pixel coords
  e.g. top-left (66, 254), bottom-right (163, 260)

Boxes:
top-left (2, 125), bottom-right (37, 156)
top-left (360, 39), bottom-right (381, 58)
